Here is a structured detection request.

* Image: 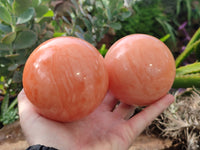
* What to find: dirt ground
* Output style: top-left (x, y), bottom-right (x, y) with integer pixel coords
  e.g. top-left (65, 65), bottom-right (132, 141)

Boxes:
top-left (0, 121), bottom-right (172, 150)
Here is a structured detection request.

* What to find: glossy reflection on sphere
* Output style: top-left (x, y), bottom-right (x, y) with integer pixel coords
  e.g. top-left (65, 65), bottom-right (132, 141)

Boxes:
top-left (23, 37), bottom-right (108, 122)
top-left (105, 34), bottom-right (175, 106)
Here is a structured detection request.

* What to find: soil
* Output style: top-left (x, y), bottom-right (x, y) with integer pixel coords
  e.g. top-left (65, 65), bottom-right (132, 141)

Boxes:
top-left (0, 120), bottom-right (173, 150)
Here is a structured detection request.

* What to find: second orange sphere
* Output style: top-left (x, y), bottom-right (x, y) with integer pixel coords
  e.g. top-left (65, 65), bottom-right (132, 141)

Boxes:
top-left (105, 34), bottom-right (176, 106)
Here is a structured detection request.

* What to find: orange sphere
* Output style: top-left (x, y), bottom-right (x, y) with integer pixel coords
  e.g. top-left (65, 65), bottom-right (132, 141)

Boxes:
top-left (23, 37), bottom-right (108, 122)
top-left (105, 34), bottom-right (175, 106)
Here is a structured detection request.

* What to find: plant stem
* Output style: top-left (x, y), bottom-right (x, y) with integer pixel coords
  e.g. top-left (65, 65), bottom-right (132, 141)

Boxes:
top-left (172, 73), bottom-right (200, 88)
top-left (186, 28), bottom-right (200, 48)
top-left (176, 62), bottom-right (200, 75)
top-left (175, 39), bottom-right (200, 68)
top-left (8, 97), bottom-right (18, 111)
top-left (175, 28), bottom-right (200, 67)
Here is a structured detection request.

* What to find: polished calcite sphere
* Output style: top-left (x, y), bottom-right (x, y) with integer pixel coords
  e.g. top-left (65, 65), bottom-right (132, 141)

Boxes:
top-left (23, 37), bottom-right (108, 122)
top-left (105, 34), bottom-right (175, 106)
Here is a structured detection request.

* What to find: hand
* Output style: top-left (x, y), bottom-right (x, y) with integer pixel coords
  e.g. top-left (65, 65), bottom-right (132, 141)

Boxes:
top-left (18, 90), bottom-right (174, 150)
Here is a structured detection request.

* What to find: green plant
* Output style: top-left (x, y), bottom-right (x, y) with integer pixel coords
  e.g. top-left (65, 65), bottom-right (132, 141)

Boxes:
top-left (0, 94), bottom-right (18, 125)
top-left (175, 28), bottom-right (200, 67)
top-left (176, 0), bottom-right (200, 26)
top-left (53, 0), bottom-right (132, 46)
top-left (98, 44), bottom-right (108, 57)
top-left (115, 0), bottom-right (176, 49)
top-left (176, 0), bottom-right (192, 25)
top-left (148, 28), bottom-right (200, 149)
top-left (0, 0), bottom-right (54, 125)
top-left (97, 34), bottom-right (169, 58)
top-left (173, 27), bottom-right (200, 88)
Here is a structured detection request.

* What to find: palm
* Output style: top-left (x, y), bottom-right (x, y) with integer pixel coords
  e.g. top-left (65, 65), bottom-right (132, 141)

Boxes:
top-left (18, 90), bottom-right (174, 150)
top-left (63, 98), bottom-right (133, 150)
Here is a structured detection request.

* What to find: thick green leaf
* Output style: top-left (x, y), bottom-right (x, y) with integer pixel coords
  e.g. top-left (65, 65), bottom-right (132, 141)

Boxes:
top-left (186, 0), bottom-right (191, 25)
top-left (120, 11), bottom-right (132, 20)
top-left (172, 73), bottom-right (200, 88)
top-left (14, 50), bottom-right (27, 65)
top-left (83, 18), bottom-right (92, 32)
top-left (8, 63), bottom-right (19, 71)
top-left (176, 39), bottom-right (200, 68)
top-left (1, 32), bottom-right (16, 44)
top-left (0, 0), bottom-right (7, 5)
top-left (35, 5), bottom-right (48, 18)
top-left (62, 16), bottom-right (70, 25)
top-left (84, 32), bottom-right (95, 45)
top-left (0, 93), bottom-right (9, 117)
top-left (32, 0), bottom-right (41, 7)
top-left (98, 44), bottom-right (108, 57)
top-left (0, 24), bottom-right (11, 33)
top-left (0, 76), bottom-right (5, 82)
top-left (0, 81), bottom-right (6, 95)
top-left (8, 97), bottom-right (18, 111)
top-left (176, 62), bottom-right (200, 76)
top-left (0, 6), bottom-right (12, 24)
top-left (13, 30), bottom-right (37, 50)
top-left (187, 28), bottom-right (200, 48)
top-left (160, 34), bottom-right (170, 42)
top-left (13, 0), bottom-right (32, 16)
top-left (53, 32), bottom-right (65, 37)
top-left (7, 0), bottom-right (14, 5)
top-left (1, 108), bottom-right (18, 125)
top-left (35, 9), bottom-right (54, 23)
top-left (0, 43), bottom-right (12, 51)
top-left (109, 22), bottom-right (121, 30)
top-left (116, 0), bottom-right (124, 10)
top-left (106, 8), bottom-right (112, 21)
top-left (0, 96), bottom-right (19, 125)
top-left (16, 7), bottom-right (35, 24)
top-left (43, 10), bottom-right (54, 17)
top-left (75, 32), bottom-right (84, 40)
top-left (15, 24), bottom-right (27, 32)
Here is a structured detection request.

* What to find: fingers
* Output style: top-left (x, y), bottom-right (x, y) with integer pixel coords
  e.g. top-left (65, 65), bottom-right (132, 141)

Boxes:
top-left (113, 103), bottom-right (136, 120)
top-left (120, 94), bottom-right (174, 141)
top-left (18, 89), bottom-right (39, 121)
top-left (99, 91), bottom-right (119, 111)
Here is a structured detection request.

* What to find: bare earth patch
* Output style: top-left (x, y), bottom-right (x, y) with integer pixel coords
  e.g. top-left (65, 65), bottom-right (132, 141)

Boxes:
top-left (0, 121), bottom-right (172, 150)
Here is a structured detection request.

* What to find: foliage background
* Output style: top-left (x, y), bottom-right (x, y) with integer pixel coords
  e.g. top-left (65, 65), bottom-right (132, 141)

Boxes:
top-left (0, 0), bottom-right (199, 128)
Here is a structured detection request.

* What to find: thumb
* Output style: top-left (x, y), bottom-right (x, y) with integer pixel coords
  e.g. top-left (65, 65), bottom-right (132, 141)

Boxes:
top-left (18, 89), bottom-right (39, 121)
top-left (119, 94), bottom-right (174, 142)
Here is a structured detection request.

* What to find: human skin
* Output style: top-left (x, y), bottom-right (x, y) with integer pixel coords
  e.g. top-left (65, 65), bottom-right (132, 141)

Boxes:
top-left (18, 90), bottom-right (174, 150)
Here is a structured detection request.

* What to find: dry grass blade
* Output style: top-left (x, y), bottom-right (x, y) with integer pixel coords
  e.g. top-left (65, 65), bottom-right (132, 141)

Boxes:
top-left (150, 88), bottom-right (200, 149)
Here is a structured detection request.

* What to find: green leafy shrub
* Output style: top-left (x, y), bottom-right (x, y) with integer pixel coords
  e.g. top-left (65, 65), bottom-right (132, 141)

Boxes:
top-left (176, 0), bottom-right (200, 26)
top-left (0, 0), bottom-right (54, 125)
top-left (115, 0), bottom-right (176, 49)
top-left (53, 0), bottom-right (132, 46)
top-left (172, 27), bottom-right (200, 88)
top-left (0, 94), bottom-right (18, 125)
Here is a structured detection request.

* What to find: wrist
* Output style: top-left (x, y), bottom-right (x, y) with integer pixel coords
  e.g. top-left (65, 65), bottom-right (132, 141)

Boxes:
top-left (26, 144), bottom-right (58, 150)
